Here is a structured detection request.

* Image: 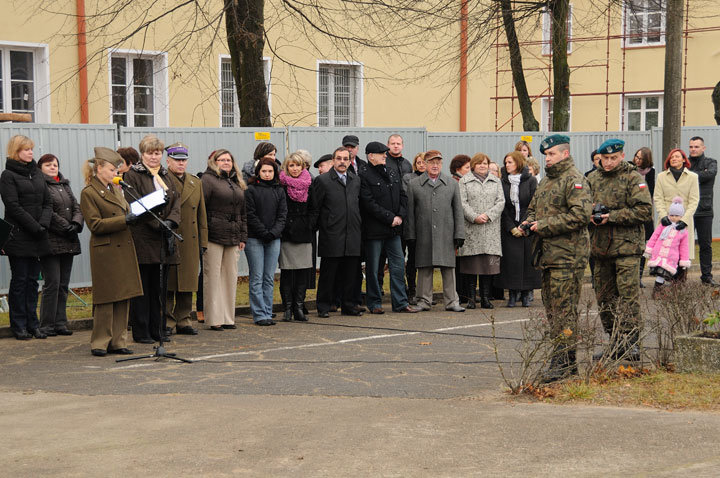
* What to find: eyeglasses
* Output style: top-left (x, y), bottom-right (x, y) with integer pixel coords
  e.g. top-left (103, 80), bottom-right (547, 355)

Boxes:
top-left (216, 158), bottom-right (232, 163)
top-left (334, 157), bottom-right (350, 162)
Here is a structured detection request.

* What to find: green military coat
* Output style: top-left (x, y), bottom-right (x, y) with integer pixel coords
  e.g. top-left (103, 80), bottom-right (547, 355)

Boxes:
top-left (167, 172), bottom-right (208, 292)
top-left (79, 177), bottom-right (143, 305)
top-left (526, 156), bottom-right (592, 269)
top-left (587, 161), bottom-right (652, 258)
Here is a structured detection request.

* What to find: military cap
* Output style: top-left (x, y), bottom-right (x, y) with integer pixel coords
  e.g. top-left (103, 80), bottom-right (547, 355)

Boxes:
top-left (313, 153), bottom-right (333, 169)
top-left (365, 141), bottom-right (389, 155)
top-left (425, 150), bottom-right (442, 161)
top-left (597, 139), bottom-right (625, 155)
top-left (342, 135), bottom-right (360, 147)
top-left (165, 142), bottom-right (189, 159)
top-left (539, 134), bottom-right (570, 154)
top-left (91, 147), bottom-right (124, 167)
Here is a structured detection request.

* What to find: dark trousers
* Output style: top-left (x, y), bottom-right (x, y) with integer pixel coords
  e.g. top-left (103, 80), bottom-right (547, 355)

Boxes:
top-left (130, 263), bottom-right (167, 341)
top-left (7, 256), bottom-right (41, 334)
top-left (39, 253), bottom-right (74, 332)
top-left (317, 256), bottom-right (360, 314)
top-left (196, 259), bottom-right (204, 312)
top-left (695, 215), bottom-right (714, 281)
top-left (406, 239), bottom-right (417, 292)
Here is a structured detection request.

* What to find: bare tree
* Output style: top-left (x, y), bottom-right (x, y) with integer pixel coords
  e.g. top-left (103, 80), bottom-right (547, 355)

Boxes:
top-left (662, 0), bottom-right (684, 157)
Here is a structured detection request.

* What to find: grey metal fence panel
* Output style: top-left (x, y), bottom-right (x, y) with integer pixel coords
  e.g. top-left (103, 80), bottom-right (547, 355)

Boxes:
top-left (0, 124), bottom-right (117, 292)
top-left (287, 127), bottom-right (427, 175)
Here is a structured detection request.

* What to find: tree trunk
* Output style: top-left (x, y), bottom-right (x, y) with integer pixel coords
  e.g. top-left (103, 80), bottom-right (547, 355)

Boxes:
top-left (549, 0), bottom-right (570, 132)
top-left (225, 0), bottom-right (271, 127)
top-left (662, 0), bottom-right (683, 158)
top-left (499, 0), bottom-right (539, 131)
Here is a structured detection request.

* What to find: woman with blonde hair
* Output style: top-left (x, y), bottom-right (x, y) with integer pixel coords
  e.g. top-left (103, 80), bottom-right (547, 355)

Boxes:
top-left (122, 135), bottom-right (181, 344)
top-left (0, 135), bottom-right (51, 340)
top-left (278, 152), bottom-right (314, 321)
top-left (202, 149), bottom-right (247, 330)
top-left (80, 147), bottom-right (142, 356)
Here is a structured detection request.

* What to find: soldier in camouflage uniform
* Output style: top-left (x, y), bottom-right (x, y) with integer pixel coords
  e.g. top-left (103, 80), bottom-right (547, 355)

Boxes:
top-left (587, 139), bottom-right (652, 361)
top-left (524, 134), bottom-right (592, 383)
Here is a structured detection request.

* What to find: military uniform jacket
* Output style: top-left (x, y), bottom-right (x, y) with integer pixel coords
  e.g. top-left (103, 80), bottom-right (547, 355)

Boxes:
top-left (587, 161), bottom-right (652, 258)
top-left (526, 156), bottom-right (592, 269)
top-left (167, 172), bottom-right (208, 292)
top-left (80, 177), bottom-right (143, 305)
top-left (405, 172), bottom-right (465, 268)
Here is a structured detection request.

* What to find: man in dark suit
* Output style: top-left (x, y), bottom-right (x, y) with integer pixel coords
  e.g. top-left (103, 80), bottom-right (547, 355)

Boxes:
top-left (311, 146), bottom-right (363, 317)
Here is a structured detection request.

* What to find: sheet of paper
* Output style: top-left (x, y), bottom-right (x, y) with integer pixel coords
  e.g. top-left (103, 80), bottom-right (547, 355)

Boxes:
top-left (130, 189), bottom-right (166, 216)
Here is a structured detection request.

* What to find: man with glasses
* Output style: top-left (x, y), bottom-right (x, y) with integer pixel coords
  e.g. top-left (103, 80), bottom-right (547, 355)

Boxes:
top-left (164, 142), bottom-right (208, 335)
top-left (311, 147), bottom-right (363, 317)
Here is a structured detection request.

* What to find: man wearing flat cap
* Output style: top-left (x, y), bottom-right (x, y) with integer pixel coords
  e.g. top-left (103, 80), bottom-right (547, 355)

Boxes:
top-left (406, 150), bottom-right (466, 312)
top-left (360, 141), bottom-right (420, 314)
top-left (164, 142), bottom-right (208, 336)
top-left (342, 135), bottom-right (367, 175)
top-left (523, 134), bottom-right (592, 382)
top-left (587, 139), bottom-right (652, 362)
top-left (314, 153), bottom-right (333, 175)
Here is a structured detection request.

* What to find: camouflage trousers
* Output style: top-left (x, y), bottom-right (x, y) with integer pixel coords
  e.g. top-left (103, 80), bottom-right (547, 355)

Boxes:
top-left (593, 255), bottom-right (641, 336)
top-left (541, 266), bottom-right (585, 346)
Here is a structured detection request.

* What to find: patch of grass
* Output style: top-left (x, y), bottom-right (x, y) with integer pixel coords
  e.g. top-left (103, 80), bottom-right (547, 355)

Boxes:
top-left (547, 370), bottom-right (720, 411)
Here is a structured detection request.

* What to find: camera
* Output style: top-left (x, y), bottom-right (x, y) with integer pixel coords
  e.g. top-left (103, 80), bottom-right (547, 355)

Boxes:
top-left (592, 204), bottom-right (610, 224)
top-left (518, 222), bottom-right (532, 233)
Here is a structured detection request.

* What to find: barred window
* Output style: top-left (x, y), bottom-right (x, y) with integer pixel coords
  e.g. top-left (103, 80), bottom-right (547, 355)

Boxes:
top-left (220, 57), bottom-right (271, 127)
top-left (318, 63), bottom-right (361, 127)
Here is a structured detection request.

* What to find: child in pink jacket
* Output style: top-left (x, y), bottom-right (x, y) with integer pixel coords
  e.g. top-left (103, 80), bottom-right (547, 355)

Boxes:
top-left (644, 197), bottom-right (691, 298)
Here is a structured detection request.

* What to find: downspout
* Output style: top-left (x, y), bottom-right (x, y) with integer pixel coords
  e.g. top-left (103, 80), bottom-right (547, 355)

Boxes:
top-left (460, 0), bottom-right (468, 131)
top-left (77, 0), bottom-right (89, 123)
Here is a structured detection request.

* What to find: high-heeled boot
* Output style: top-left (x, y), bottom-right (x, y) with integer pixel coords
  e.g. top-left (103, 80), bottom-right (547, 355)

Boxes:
top-left (292, 271), bottom-right (308, 322)
top-left (280, 270), bottom-right (294, 321)
top-left (479, 276), bottom-right (494, 309)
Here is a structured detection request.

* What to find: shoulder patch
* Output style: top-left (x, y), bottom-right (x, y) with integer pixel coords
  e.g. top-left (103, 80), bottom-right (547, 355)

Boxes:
top-left (638, 183), bottom-right (647, 188)
top-left (574, 183), bottom-right (583, 189)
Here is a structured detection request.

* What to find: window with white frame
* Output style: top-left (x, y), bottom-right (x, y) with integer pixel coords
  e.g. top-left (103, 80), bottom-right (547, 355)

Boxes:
top-left (542, 5), bottom-right (573, 55)
top-left (111, 53), bottom-right (167, 127)
top-left (541, 98), bottom-right (571, 131)
top-left (220, 57), bottom-right (271, 128)
top-left (624, 0), bottom-right (665, 46)
top-left (318, 63), bottom-right (362, 127)
top-left (625, 95), bottom-right (662, 131)
top-left (0, 44), bottom-right (49, 122)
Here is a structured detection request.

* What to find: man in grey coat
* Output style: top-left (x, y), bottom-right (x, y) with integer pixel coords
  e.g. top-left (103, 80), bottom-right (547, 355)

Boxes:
top-left (405, 150), bottom-right (466, 312)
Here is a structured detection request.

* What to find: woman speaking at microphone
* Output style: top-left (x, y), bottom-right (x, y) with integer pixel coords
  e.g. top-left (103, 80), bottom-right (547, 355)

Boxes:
top-left (80, 147), bottom-right (143, 356)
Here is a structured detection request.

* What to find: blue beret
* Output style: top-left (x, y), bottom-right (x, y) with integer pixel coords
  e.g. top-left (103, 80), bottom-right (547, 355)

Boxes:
top-left (597, 139), bottom-right (625, 154)
top-left (539, 134), bottom-right (570, 154)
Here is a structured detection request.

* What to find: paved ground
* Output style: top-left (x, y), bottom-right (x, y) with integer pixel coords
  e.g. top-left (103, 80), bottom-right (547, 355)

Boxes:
top-left (2, 279), bottom-right (719, 476)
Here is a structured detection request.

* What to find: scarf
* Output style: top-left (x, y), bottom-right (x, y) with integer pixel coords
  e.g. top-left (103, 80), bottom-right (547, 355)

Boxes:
top-left (670, 166), bottom-right (684, 182)
top-left (637, 166), bottom-right (651, 177)
top-left (508, 173), bottom-right (522, 222)
top-left (279, 169), bottom-right (311, 203)
top-left (659, 222), bottom-right (678, 240)
top-left (144, 162), bottom-right (168, 191)
top-left (473, 172), bottom-right (488, 182)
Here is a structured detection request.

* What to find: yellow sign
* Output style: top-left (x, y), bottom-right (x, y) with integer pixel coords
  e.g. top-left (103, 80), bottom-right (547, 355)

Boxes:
top-left (521, 135), bottom-right (533, 143)
top-left (254, 132), bottom-right (271, 141)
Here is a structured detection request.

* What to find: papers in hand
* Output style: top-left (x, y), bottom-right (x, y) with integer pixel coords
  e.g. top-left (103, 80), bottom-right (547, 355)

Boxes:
top-left (130, 189), bottom-right (166, 216)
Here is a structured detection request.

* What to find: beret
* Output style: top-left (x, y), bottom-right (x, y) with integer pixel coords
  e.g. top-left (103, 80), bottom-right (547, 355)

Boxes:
top-left (597, 139), bottom-right (625, 155)
top-left (539, 134), bottom-right (570, 154)
top-left (313, 153), bottom-right (333, 168)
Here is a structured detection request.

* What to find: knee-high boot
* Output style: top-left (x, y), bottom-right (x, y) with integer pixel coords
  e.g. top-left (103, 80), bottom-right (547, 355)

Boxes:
top-left (280, 269), bottom-right (294, 322)
top-left (292, 270), bottom-right (308, 322)
top-left (465, 274), bottom-right (477, 309)
top-left (480, 276), bottom-right (494, 309)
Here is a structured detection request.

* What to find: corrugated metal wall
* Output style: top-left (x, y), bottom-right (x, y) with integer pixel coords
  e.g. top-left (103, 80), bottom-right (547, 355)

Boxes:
top-left (287, 127), bottom-right (427, 175)
top-left (0, 124), bottom-right (117, 292)
top-left (2, 124), bottom-right (719, 292)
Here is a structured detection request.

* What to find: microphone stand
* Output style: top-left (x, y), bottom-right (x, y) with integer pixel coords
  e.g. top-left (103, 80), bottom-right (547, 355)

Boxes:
top-left (115, 181), bottom-right (192, 364)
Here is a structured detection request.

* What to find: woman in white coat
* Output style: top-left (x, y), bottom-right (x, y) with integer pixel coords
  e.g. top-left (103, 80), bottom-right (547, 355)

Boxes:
top-left (654, 148), bottom-right (699, 270)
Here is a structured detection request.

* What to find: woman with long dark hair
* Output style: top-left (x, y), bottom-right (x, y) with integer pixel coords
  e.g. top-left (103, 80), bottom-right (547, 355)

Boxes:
top-left (37, 153), bottom-right (83, 336)
top-left (633, 147), bottom-right (656, 285)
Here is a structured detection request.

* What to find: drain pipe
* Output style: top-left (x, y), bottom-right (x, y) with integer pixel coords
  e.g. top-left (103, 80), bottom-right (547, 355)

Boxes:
top-left (460, 0), bottom-right (468, 131)
top-left (76, 0), bottom-right (89, 123)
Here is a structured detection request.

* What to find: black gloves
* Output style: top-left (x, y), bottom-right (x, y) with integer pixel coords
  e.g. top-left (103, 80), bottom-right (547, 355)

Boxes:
top-left (165, 233), bottom-right (176, 255)
top-left (454, 239), bottom-right (464, 249)
top-left (676, 220), bottom-right (687, 230)
top-left (660, 216), bottom-right (671, 226)
top-left (262, 232), bottom-right (275, 243)
top-left (125, 213), bottom-right (138, 225)
top-left (34, 225), bottom-right (47, 237)
top-left (64, 222), bottom-right (82, 236)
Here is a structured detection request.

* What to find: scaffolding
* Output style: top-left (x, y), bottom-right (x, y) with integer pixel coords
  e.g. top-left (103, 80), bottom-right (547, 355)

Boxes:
top-left (491, 0), bottom-right (720, 131)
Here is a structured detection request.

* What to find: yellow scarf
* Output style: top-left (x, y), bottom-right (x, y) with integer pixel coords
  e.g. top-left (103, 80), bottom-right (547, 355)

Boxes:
top-left (144, 163), bottom-right (168, 191)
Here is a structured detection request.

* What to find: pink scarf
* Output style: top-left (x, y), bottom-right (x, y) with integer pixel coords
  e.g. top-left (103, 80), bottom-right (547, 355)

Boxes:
top-left (280, 169), bottom-right (311, 203)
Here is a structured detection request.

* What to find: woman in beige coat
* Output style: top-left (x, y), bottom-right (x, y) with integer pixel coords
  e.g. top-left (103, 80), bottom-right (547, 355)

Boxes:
top-left (654, 148), bottom-right (699, 262)
top-left (80, 147), bottom-right (143, 356)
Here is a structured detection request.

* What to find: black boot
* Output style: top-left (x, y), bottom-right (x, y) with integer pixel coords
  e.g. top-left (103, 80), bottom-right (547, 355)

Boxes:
top-left (293, 271), bottom-right (308, 322)
top-left (280, 270), bottom-right (294, 322)
top-left (479, 276), bottom-right (494, 309)
top-left (507, 290), bottom-right (517, 308)
top-left (520, 290), bottom-right (531, 307)
top-left (466, 277), bottom-right (477, 309)
top-left (540, 347), bottom-right (576, 384)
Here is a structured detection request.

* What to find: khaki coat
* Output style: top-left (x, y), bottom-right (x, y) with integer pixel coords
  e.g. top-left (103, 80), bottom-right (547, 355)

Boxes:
top-left (79, 177), bottom-right (143, 305)
top-left (654, 168), bottom-right (699, 259)
top-left (167, 172), bottom-right (208, 292)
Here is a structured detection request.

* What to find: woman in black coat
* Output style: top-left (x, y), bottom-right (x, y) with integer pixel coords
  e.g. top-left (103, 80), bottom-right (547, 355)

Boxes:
top-left (498, 152), bottom-right (541, 307)
top-left (37, 154), bottom-right (83, 336)
top-left (0, 135), bottom-right (52, 340)
top-left (633, 147), bottom-right (656, 285)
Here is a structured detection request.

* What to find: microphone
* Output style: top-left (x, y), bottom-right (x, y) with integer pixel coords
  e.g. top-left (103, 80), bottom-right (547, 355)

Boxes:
top-left (112, 176), bottom-right (133, 189)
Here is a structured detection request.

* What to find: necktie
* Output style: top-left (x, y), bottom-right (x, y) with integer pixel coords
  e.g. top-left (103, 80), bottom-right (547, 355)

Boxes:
top-left (340, 175), bottom-right (346, 186)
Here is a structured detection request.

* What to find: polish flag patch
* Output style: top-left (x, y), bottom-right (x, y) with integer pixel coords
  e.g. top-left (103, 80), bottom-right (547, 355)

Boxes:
top-left (574, 183), bottom-right (583, 189)
top-left (639, 183), bottom-right (647, 189)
